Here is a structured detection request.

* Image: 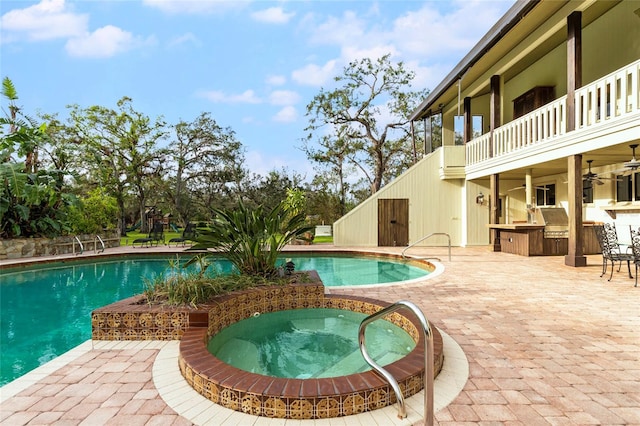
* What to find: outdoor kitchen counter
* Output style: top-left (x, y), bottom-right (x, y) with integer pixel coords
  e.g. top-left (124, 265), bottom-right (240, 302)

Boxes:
top-left (488, 224), bottom-right (600, 256)
top-left (487, 224), bottom-right (545, 230)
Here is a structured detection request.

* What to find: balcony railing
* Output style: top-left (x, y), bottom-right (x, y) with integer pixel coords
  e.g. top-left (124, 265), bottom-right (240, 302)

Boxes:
top-left (466, 59), bottom-right (640, 166)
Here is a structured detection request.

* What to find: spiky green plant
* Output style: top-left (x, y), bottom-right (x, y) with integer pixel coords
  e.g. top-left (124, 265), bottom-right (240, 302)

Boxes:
top-left (189, 200), bottom-right (313, 277)
top-left (143, 254), bottom-right (313, 307)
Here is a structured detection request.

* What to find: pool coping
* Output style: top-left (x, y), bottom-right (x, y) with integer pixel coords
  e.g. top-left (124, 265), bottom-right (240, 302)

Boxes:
top-left (0, 330), bottom-right (467, 425)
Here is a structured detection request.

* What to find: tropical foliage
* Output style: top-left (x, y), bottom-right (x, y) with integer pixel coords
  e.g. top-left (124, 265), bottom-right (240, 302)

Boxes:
top-left (0, 77), bottom-right (71, 238)
top-left (190, 200), bottom-right (313, 278)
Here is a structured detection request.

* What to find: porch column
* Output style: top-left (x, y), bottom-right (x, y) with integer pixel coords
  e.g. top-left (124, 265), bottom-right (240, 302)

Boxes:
top-left (525, 169), bottom-right (534, 223)
top-left (489, 75), bottom-right (501, 251)
top-left (490, 173), bottom-right (501, 252)
top-left (489, 75), bottom-right (501, 158)
top-left (565, 154), bottom-right (586, 267)
top-left (567, 11), bottom-right (582, 132)
top-left (463, 96), bottom-right (472, 143)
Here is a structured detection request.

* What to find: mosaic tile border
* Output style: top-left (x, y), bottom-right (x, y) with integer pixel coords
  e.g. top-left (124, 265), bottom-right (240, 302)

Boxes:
top-left (179, 284), bottom-right (444, 419)
top-left (92, 295), bottom-right (196, 340)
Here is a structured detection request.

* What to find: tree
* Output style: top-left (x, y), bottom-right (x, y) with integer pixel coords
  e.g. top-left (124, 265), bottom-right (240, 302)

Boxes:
top-left (306, 174), bottom-right (347, 225)
top-left (68, 97), bottom-right (168, 236)
top-left (304, 54), bottom-right (428, 195)
top-left (165, 112), bottom-right (246, 226)
top-left (243, 168), bottom-right (306, 211)
top-left (302, 133), bottom-right (353, 216)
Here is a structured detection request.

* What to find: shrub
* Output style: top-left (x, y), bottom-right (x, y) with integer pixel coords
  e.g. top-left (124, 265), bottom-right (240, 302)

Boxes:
top-left (143, 255), bottom-right (311, 307)
top-left (66, 188), bottom-right (118, 234)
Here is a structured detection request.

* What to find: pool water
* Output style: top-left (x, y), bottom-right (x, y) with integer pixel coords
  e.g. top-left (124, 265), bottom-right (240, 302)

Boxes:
top-left (0, 255), bottom-right (429, 385)
top-left (207, 308), bottom-right (416, 378)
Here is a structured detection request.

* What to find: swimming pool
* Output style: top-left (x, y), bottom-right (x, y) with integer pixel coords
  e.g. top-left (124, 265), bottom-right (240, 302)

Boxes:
top-left (0, 254), bottom-right (431, 386)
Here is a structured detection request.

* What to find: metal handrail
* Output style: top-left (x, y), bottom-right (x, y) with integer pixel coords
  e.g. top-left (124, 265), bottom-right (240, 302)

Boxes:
top-left (358, 300), bottom-right (434, 425)
top-left (95, 235), bottom-right (105, 253)
top-left (73, 236), bottom-right (84, 255)
top-left (402, 232), bottom-right (451, 261)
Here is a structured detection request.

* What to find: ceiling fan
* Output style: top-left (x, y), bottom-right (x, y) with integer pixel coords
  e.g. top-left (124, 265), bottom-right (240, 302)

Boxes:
top-left (603, 144), bottom-right (640, 177)
top-left (623, 144), bottom-right (640, 170)
top-left (583, 160), bottom-right (606, 185)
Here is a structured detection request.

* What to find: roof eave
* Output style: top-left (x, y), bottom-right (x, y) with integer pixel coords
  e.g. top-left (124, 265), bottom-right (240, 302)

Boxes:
top-left (409, 0), bottom-right (541, 121)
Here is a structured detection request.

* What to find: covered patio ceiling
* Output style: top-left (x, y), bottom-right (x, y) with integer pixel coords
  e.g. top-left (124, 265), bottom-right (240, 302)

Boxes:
top-left (492, 142), bottom-right (640, 181)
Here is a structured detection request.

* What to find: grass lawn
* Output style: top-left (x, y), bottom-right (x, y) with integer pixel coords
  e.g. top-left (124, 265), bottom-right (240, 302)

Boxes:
top-left (121, 231), bottom-right (334, 246)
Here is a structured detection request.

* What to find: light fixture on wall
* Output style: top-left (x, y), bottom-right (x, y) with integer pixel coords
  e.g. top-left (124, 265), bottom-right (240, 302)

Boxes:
top-left (476, 192), bottom-right (485, 205)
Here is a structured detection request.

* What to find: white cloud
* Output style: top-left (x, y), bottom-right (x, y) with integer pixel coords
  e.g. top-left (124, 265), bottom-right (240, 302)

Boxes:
top-left (306, 10), bottom-right (365, 46)
top-left (168, 32), bottom-right (201, 48)
top-left (245, 150), bottom-right (289, 177)
top-left (291, 60), bottom-right (338, 87)
top-left (197, 89), bottom-right (262, 104)
top-left (272, 106), bottom-right (297, 123)
top-left (142, 0), bottom-right (243, 15)
top-left (1, 0), bottom-right (88, 42)
top-left (269, 90), bottom-right (300, 106)
top-left (297, 1), bottom-right (511, 90)
top-left (251, 7), bottom-right (295, 24)
top-left (266, 75), bottom-right (286, 86)
top-left (65, 26), bottom-right (154, 58)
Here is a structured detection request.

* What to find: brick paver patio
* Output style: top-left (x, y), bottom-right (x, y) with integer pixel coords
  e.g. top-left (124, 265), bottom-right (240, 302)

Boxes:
top-left (1, 245), bottom-right (638, 425)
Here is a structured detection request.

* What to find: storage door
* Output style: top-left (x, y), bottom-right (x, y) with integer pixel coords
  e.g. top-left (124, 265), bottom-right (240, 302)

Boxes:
top-left (377, 199), bottom-right (409, 246)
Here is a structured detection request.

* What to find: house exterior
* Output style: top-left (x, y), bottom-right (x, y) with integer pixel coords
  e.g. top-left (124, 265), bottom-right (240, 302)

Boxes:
top-left (332, 0), bottom-right (640, 267)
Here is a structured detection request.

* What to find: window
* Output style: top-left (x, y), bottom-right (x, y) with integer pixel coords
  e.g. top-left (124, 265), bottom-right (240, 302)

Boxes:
top-left (536, 184), bottom-right (556, 206)
top-left (454, 115), bottom-right (485, 145)
top-left (513, 87), bottom-right (555, 118)
top-left (454, 116), bottom-right (464, 145)
top-left (616, 172), bottom-right (640, 202)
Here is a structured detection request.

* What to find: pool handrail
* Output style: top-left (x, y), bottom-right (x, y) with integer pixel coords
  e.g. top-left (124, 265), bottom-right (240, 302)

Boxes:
top-left (358, 300), bottom-right (434, 425)
top-left (73, 236), bottom-right (84, 255)
top-left (95, 235), bottom-right (105, 253)
top-left (402, 232), bottom-right (451, 262)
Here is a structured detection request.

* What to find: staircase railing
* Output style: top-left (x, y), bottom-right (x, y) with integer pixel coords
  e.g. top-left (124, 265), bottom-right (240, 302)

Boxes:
top-left (402, 232), bottom-right (451, 261)
top-left (358, 300), bottom-right (434, 425)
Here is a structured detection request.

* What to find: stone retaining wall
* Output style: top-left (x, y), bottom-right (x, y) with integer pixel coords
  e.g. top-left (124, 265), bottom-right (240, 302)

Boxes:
top-left (0, 231), bottom-right (120, 260)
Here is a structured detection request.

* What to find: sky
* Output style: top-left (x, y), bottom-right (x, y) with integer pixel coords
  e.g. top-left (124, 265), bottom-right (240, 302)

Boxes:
top-left (1, 0), bottom-right (515, 180)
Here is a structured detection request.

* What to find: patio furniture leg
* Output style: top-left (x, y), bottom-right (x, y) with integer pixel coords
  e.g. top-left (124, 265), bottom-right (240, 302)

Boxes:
top-left (608, 260), bottom-right (615, 281)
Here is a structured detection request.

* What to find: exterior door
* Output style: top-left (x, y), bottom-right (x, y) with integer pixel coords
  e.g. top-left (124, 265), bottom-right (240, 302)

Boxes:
top-left (378, 199), bottom-right (409, 246)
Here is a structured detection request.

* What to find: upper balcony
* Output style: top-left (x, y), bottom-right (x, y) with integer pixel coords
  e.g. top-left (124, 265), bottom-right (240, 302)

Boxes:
top-left (464, 59), bottom-right (640, 179)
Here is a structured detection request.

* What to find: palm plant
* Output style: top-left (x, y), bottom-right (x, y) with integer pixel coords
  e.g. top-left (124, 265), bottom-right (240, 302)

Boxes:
top-left (190, 200), bottom-right (313, 278)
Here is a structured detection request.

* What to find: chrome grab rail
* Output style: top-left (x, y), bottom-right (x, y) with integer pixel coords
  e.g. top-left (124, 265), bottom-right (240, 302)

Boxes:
top-left (402, 232), bottom-right (451, 261)
top-left (96, 235), bottom-right (105, 253)
top-left (73, 236), bottom-right (84, 255)
top-left (358, 300), bottom-right (434, 425)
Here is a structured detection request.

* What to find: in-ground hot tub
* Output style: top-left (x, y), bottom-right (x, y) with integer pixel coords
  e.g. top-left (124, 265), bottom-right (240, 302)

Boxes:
top-left (178, 281), bottom-right (443, 419)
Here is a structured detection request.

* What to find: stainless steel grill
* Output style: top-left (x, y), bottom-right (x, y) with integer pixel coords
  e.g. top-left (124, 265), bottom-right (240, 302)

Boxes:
top-left (535, 208), bottom-right (569, 238)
